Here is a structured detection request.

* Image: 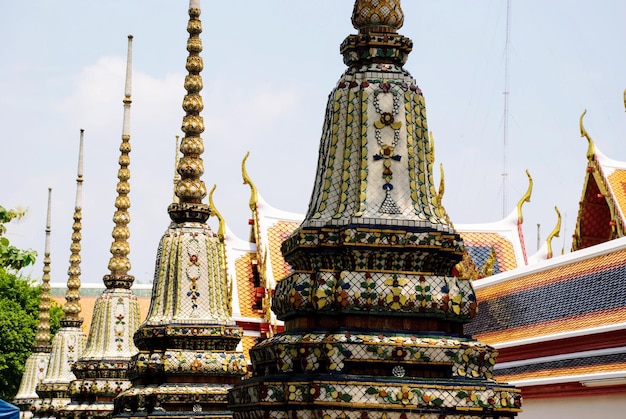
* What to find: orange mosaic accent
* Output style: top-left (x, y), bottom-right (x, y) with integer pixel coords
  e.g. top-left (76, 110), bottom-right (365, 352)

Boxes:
top-left (607, 168), bottom-right (626, 222)
top-left (240, 335), bottom-right (257, 363)
top-left (267, 221), bottom-right (300, 282)
top-left (496, 362), bottom-right (626, 384)
top-left (477, 248), bottom-right (626, 301)
top-left (235, 252), bottom-right (263, 319)
top-left (460, 231), bottom-right (519, 272)
top-left (475, 307), bottom-right (626, 345)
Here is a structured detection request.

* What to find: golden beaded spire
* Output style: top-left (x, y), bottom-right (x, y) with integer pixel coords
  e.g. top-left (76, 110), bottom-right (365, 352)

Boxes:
top-left (103, 35), bottom-right (134, 289)
top-left (168, 0), bottom-right (210, 223)
top-left (33, 187), bottom-right (53, 352)
top-left (61, 129), bottom-right (84, 328)
top-left (352, 0), bottom-right (404, 33)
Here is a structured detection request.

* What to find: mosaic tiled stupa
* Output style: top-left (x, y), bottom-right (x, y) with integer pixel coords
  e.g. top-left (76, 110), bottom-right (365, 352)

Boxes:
top-left (113, 1), bottom-right (246, 417)
top-left (13, 188), bottom-right (54, 419)
top-left (229, 1), bottom-right (522, 418)
top-left (33, 130), bottom-right (88, 418)
top-left (61, 35), bottom-right (141, 419)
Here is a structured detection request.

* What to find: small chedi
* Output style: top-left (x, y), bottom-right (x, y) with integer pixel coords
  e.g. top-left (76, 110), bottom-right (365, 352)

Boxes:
top-left (229, 1), bottom-right (522, 418)
top-left (61, 35), bottom-right (141, 418)
top-left (32, 130), bottom-right (88, 418)
top-left (13, 188), bottom-right (54, 419)
top-left (113, 1), bottom-right (245, 417)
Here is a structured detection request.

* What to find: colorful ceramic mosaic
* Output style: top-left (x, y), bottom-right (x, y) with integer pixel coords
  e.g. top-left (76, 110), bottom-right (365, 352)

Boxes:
top-left (230, 1), bottom-right (521, 418)
top-left (114, 2), bottom-right (246, 417)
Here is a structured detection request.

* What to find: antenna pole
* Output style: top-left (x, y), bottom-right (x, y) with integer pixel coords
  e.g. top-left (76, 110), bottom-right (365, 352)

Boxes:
top-left (502, 0), bottom-right (511, 217)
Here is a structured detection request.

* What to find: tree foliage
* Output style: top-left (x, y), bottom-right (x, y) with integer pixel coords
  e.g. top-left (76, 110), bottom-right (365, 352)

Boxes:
top-left (0, 206), bottom-right (61, 401)
top-left (0, 206), bottom-right (37, 270)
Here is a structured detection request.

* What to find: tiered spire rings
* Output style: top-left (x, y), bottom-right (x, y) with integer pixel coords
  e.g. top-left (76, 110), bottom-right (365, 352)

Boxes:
top-left (34, 130), bottom-right (87, 417)
top-left (13, 188), bottom-right (54, 417)
top-left (62, 35), bottom-right (141, 418)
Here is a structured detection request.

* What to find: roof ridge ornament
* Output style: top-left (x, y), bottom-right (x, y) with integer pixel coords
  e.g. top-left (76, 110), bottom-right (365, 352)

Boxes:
top-left (516, 169), bottom-right (532, 224)
top-left (242, 151), bottom-right (259, 212)
top-left (546, 206), bottom-right (562, 259)
top-left (579, 109), bottom-right (596, 159)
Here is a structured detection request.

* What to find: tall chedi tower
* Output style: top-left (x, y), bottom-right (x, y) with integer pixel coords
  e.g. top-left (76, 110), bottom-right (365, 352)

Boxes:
top-left (61, 35), bottom-right (141, 419)
top-left (33, 130), bottom-right (88, 418)
top-left (114, 1), bottom-right (245, 417)
top-left (13, 188), bottom-right (54, 419)
top-left (229, 1), bottom-right (523, 418)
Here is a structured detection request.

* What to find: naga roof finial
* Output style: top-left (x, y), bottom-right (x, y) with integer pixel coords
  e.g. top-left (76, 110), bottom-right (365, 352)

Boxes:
top-left (546, 206), bottom-right (562, 259)
top-left (516, 170), bottom-right (533, 224)
top-left (242, 151), bottom-right (259, 212)
top-left (579, 109), bottom-right (596, 159)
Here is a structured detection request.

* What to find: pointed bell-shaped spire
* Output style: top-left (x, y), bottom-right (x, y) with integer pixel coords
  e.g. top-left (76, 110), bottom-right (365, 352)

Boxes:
top-left (33, 130), bottom-right (87, 418)
top-left (13, 188), bottom-right (54, 417)
top-left (115, 2), bottom-right (246, 416)
top-left (230, 1), bottom-right (522, 417)
top-left (62, 36), bottom-right (141, 419)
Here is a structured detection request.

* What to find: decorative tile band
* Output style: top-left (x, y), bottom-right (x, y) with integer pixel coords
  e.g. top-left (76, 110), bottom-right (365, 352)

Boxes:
top-left (273, 271), bottom-right (476, 322)
top-left (249, 331), bottom-right (496, 380)
top-left (230, 379), bottom-right (521, 415)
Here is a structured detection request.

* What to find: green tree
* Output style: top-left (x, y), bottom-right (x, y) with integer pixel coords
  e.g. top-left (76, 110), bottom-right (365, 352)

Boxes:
top-left (0, 207), bottom-right (60, 401)
top-left (0, 206), bottom-right (37, 271)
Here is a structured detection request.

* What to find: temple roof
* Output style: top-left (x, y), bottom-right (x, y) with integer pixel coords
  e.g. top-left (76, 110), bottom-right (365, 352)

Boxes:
top-left (465, 236), bottom-right (626, 396)
top-left (572, 112), bottom-right (626, 251)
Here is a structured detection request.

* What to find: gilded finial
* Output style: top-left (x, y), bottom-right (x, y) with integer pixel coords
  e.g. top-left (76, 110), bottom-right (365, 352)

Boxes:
top-left (579, 109), bottom-right (596, 159)
top-left (168, 0), bottom-right (210, 223)
top-left (33, 188), bottom-right (53, 352)
top-left (242, 152), bottom-right (259, 212)
top-left (546, 206), bottom-right (561, 259)
top-left (208, 184), bottom-right (225, 241)
top-left (516, 170), bottom-right (533, 224)
top-left (104, 35), bottom-right (134, 289)
top-left (61, 129), bottom-right (84, 327)
top-left (352, 0), bottom-right (404, 33)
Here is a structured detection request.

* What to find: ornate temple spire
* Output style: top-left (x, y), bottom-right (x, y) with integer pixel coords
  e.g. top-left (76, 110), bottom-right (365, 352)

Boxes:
top-left (34, 187), bottom-right (53, 352)
top-left (33, 130), bottom-right (87, 418)
top-left (115, 2), bottom-right (245, 416)
top-left (168, 0), bottom-right (210, 223)
top-left (13, 188), bottom-right (54, 416)
top-left (231, 1), bottom-right (522, 417)
top-left (104, 34), bottom-right (135, 290)
top-left (61, 129), bottom-right (85, 328)
top-left (62, 36), bottom-right (141, 418)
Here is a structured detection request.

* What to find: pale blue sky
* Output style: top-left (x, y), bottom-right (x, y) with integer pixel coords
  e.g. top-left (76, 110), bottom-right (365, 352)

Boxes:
top-left (1, 1), bottom-right (624, 285)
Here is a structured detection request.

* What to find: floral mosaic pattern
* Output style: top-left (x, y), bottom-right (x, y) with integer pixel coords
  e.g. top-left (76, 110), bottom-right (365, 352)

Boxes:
top-left (250, 332), bottom-right (496, 381)
top-left (230, 379), bottom-right (521, 416)
top-left (274, 271), bottom-right (477, 321)
top-left (131, 350), bottom-right (246, 376)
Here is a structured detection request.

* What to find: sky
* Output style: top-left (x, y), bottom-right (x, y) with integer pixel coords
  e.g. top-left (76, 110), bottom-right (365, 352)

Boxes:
top-left (1, 1), bottom-right (625, 287)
